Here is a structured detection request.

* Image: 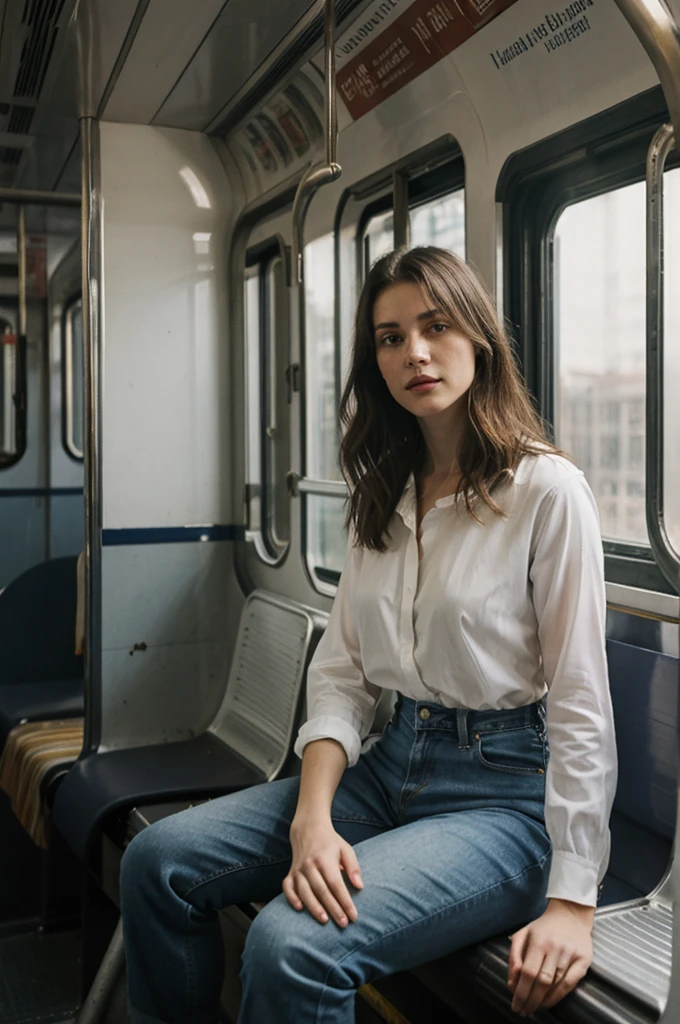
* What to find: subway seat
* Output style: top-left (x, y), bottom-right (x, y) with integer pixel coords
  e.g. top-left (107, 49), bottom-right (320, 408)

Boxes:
top-left (52, 591), bottom-right (326, 862)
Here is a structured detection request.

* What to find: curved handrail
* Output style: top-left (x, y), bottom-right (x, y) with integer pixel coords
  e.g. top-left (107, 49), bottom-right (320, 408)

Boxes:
top-left (645, 122), bottom-right (680, 594)
top-left (612, 0), bottom-right (680, 145)
top-left (290, 0), bottom-right (341, 285)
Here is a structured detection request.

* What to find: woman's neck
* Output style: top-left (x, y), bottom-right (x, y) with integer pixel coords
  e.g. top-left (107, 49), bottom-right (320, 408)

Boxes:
top-left (417, 406), bottom-right (467, 481)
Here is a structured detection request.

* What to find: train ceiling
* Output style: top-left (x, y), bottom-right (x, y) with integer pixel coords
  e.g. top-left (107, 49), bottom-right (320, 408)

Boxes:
top-left (0, 0), bottom-right (374, 195)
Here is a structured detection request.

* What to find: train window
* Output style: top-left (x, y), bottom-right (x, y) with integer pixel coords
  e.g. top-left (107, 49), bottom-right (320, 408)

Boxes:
top-left (364, 209), bottom-right (394, 269)
top-left (305, 232), bottom-right (348, 581)
top-left (244, 239), bottom-right (290, 562)
top-left (0, 320), bottom-right (16, 457)
top-left (410, 190), bottom-right (465, 254)
top-left (554, 182), bottom-right (648, 546)
top-left (63, 297), bottom-right (84, 460)
top-left (0, 317), bottom-right (25, 469)
top-left (500, 95), bottom-right (680, 590)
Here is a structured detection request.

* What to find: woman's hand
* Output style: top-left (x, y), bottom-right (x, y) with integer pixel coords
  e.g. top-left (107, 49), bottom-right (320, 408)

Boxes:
top-left (507, 898), bottom-right (594, 1016)
top-left (283, 816), bottom-right (363, 928)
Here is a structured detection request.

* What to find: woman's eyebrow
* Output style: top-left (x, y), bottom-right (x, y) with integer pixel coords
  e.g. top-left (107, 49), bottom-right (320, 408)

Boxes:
top-left (374, 309), bottom-right (441, 332)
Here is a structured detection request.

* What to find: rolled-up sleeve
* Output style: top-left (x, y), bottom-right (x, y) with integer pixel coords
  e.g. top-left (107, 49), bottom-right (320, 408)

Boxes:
top-left (530, 474), bottom-right (618, 906)
top-left (294, 541), bottom-right (381, 766)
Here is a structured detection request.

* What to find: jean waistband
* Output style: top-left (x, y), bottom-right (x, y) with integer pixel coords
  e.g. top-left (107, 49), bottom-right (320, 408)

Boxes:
top-left (397, 695), bottom-right (547, 749)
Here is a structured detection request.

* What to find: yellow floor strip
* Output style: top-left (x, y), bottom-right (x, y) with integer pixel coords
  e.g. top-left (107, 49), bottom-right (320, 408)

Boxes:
top-left (358, 983), bottom-right (413, 1024)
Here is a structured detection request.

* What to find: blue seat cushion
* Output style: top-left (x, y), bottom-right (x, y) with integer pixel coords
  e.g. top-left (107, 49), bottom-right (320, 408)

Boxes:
top-left (0, 680), bottom-right (84, 745)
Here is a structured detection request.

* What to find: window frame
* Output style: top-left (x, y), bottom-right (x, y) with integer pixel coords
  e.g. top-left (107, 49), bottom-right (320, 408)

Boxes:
top-left (244, 234), bottom-right (291, 566)
top-left (62, 294), bottom-right (84, 463)
top-left (301, 138), bottom-right (466, 592)
top-left (0, 313), bottom-right (26, 470)
top-left (499, 86), bottom-right (679, 593)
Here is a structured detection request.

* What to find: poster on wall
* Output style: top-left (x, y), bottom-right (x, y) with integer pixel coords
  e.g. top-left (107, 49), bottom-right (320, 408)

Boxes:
top-left (335, 0), bottom-right (521, 119)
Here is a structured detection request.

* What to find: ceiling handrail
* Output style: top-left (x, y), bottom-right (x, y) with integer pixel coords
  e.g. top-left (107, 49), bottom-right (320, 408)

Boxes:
top-left (613, 0), bottom-right (680, 145)
top-left (290, 0), bottom-right (342, 287)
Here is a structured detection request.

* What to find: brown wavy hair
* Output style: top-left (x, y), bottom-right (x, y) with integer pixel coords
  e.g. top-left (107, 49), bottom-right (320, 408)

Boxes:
top-left (339, 246), bottom-right (561, 551)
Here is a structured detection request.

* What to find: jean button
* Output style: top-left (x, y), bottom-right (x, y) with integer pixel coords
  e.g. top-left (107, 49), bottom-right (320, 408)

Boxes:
top-left (419, 708), bottom-right (430, 721)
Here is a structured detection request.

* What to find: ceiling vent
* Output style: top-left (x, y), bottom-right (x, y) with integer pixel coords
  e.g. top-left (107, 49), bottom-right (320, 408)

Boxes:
top-left (7, 104), bottom-right (35, 134)
top-left (13, 0), bottom-right (68, 102)
top-left (0, 147), bottom-right (24, 167)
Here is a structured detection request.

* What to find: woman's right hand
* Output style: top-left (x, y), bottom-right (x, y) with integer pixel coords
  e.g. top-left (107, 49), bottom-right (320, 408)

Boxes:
top-left (283, 816), bottom-right (363, 928)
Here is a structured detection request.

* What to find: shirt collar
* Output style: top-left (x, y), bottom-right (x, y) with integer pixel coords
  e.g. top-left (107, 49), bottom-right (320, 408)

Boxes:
top-left (396, 472), bottom-right (466, 534)
top-left (395, 474), bottom-right (417, 534)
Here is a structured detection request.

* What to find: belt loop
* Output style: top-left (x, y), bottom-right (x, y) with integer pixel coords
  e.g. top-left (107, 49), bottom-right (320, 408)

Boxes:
top-left (456, 708), bottom-right (470, 749)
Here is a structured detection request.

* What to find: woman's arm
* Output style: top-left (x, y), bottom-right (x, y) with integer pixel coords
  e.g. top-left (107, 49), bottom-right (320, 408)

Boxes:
top-left (285, 539), bottom-right (377, 928)
top-left (282, 738), bottom-right (364, 928)
top-left (294, 540), bottom-right (382, 767)
top-left (510, 471), bottom-right (618, 1016)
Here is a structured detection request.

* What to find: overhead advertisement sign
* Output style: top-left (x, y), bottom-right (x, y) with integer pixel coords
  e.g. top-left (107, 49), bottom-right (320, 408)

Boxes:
top-left (336, 0), bottom-right (520, 119)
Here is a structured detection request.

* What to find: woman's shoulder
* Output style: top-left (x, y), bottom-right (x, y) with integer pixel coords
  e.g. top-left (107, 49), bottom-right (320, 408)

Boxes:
top-left (514, 449), bottom-right (585, 497)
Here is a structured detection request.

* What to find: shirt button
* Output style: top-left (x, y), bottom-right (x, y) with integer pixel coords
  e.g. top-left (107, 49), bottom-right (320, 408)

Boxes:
top-left (419, 708), bottom-right (430, 721)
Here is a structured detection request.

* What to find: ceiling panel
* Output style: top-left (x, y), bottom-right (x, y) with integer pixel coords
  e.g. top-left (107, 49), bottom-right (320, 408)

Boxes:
top-left (103, 0), bottom-right (229, 124)
top-left (152, 0), bottom-right (314, 131)
top-left (16, 0), bottom-right (141, 190)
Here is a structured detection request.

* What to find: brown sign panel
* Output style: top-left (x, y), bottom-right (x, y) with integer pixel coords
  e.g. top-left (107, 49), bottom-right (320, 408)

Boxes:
top-left (338, 0), bottom-right (520, 119)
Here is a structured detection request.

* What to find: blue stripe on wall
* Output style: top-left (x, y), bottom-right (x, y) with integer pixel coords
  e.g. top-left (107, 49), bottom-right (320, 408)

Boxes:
top-left (102, 525), bottom-right (245, 546)
top-left (0, 487), bottom-right (84, 497)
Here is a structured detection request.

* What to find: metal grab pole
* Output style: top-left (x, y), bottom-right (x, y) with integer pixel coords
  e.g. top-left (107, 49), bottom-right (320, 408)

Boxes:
top-left (611, 0), bottom-right (680, 147)
top-left (645, 122), bottom-right (680, 594)
top-left (17, 205), bottom-right (26, 340)
top-left (13, 205), bottom-right (27, 458)
top-left (80, 115), bottom-right (104, 755)
top-left (75, 919), bottom-right (125, 1024)
top-left (290, 0), bottom-right (342, 286)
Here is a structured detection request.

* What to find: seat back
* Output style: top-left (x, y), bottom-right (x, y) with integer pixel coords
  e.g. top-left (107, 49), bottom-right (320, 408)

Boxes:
top-left (209, 591), bottom-right (325, 779)
top-left (0, 556), bottom-right (83, 684)
top-left (604, 639), bottom-right (678, 901)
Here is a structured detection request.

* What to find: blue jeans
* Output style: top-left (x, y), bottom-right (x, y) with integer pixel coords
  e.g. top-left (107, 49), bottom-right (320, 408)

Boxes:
top-left (121, 697), bottom-right (551, 1024)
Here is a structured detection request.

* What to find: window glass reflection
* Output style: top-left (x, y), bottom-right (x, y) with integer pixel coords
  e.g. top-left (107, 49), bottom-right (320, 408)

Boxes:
top-left (410, 191), bottom-right (465, 255)
top-left (554, 182), bottom-right (647, 545)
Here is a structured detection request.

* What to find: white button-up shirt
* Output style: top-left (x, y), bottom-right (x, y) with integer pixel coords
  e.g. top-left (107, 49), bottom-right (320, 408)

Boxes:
top-left (295, 453), bottom-right (618, 907)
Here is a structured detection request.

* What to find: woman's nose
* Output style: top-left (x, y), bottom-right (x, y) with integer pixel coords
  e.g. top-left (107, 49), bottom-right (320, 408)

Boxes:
top-left (405, 334), bottom-right (430, 365)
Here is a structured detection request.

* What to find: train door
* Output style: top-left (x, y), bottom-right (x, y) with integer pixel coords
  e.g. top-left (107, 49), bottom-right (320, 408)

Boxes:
top-left (0, 202), bottom-right (83, 592)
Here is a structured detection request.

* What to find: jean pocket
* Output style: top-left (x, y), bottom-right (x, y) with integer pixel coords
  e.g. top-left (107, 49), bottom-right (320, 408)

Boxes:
top-left (476, 726), bottom-right (546, 775)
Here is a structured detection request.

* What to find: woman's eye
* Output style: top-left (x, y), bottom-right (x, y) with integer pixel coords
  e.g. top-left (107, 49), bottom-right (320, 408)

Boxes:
top-left (430, 323), bottom-right (448, 334)
top-left (381, 334), bottom-right (401, 346)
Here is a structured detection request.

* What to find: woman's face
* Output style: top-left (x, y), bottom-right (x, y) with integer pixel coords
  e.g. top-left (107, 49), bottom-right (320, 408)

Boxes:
top-left (373, 281), bottom-right (477, 423)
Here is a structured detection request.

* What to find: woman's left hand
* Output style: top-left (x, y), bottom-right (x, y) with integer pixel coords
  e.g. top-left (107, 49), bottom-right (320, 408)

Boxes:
top-left (507, 898), bottom-right (594, 1016)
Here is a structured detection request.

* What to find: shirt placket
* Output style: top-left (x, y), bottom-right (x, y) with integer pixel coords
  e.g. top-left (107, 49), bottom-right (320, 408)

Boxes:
top-left (397, 494), bottom-right (429, 693)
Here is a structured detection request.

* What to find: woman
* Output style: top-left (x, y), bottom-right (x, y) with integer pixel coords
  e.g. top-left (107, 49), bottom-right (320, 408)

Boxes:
top-left (121, 247), bottom-right (617, 1024)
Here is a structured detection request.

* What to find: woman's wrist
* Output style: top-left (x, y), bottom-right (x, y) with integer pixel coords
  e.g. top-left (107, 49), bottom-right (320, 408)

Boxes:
top-left (290, 809), bottom-right (333, 832)
top-left (547, 897), bottom-right (596, 923)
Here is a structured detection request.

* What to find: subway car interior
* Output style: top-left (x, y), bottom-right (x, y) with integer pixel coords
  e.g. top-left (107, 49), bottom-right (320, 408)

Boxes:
top-left (0, 0), bottom-right (679, 1021)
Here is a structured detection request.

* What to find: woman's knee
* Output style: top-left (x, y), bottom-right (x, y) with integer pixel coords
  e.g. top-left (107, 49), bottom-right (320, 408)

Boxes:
top-left (120, 816), bottom-right (190, 908)
top-left (241, 897), bottom-right (354, 989)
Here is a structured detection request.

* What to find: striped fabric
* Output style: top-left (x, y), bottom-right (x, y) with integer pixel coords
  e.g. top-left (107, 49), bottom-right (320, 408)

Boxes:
top-left (0, 719), bottom-right (84, 848)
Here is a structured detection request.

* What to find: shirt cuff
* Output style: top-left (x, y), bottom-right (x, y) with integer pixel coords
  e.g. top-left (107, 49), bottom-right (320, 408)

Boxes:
top-left (545, 850), bottom-right (601, 907)
top-left (294, 715), bottom-right (363, 767)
